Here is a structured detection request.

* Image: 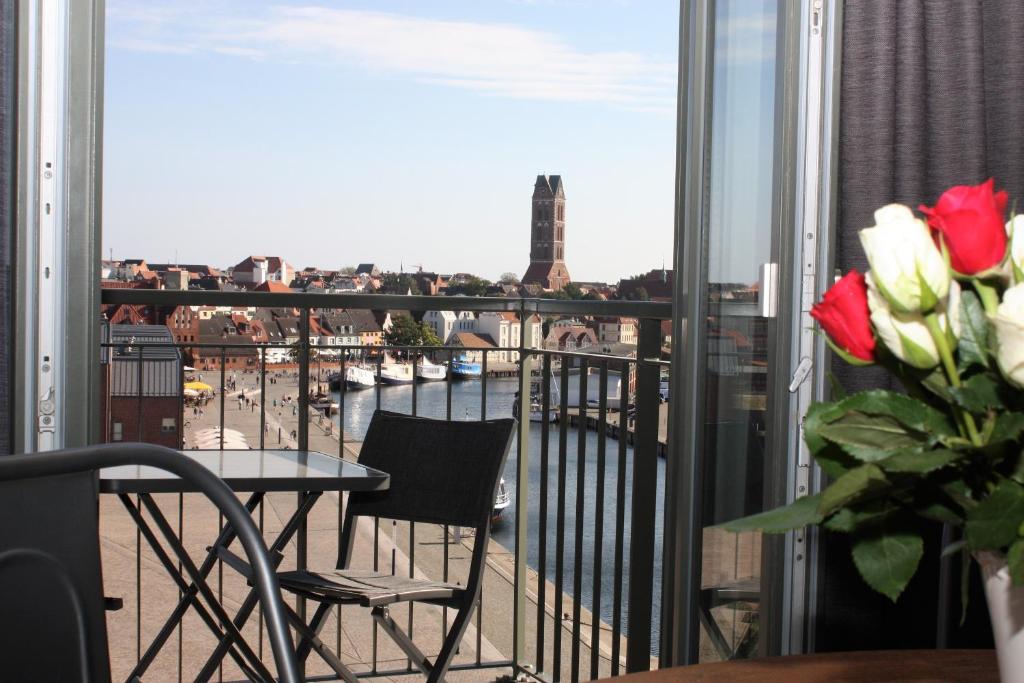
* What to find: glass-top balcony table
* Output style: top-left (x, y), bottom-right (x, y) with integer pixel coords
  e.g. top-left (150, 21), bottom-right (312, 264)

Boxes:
top-left (100, 449), bottom-right (389, 683)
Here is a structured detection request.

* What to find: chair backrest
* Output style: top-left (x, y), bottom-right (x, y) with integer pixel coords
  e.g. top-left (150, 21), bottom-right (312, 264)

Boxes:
top-left (347, 410), bottom-right (516, 530)
top-left (0, 443), bottom-right (301, 683)
top-left (0, 470), bottom-right (111, 682)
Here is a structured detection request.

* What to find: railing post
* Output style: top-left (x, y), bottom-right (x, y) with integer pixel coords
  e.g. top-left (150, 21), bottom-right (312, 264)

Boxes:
top-left (297, 308), bottom-right (311, 637)
top-left (626, 318), bottom-right (661, 671)
top-left (513, 300), bottom-right (532, 674)
top-left (298, 308), bottom-right (310, 450)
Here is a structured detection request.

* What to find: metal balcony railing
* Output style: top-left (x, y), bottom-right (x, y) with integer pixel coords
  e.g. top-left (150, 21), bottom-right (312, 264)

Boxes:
top-left (99, 289), bottom-right (672, 682)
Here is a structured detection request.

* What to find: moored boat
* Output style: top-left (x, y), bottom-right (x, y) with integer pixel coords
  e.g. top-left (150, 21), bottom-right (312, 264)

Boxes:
top-left (380, 361), bottom-right (414, 385)
top-left (450, 358), bottom-right (482, 380)
top-left (345, 365), bottom-right (376, 390)
top-left (492, 478), bottom-right (511, 522)
top-left (415, 357), bottom-right (447, 382)
top-left (311, 396), bottom-right (340, 414)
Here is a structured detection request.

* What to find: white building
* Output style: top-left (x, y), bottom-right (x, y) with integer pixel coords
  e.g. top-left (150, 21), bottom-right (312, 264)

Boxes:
top-left (594, 316), bottom-right (638, 345)
top-left (424, 310), bottom-right (476, 345)
top-left (231, 256), bottom-right (294, 287)
top-left (474, 312), bottom-right (542, 363)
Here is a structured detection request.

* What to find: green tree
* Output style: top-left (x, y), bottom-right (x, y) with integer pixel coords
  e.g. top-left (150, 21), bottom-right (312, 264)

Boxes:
top-left (499, 271), bottom-right (520, 284)
top-left (379, 273), bottom-right (421, 295)
top-left (563, 282), bottom-right (585, 300)
top-left (338, 266), bottom-right (357, 275)
top-left (385, 315), bottom-right (441, 347)
top-left (287, 341), bottom-right (319, 362)
top-left (447, 276), bottom-right (490, 297)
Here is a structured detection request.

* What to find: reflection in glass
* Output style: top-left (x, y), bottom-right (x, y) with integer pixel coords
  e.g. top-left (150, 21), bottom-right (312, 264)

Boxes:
top-left (699, 0), bottom-right (777, 662)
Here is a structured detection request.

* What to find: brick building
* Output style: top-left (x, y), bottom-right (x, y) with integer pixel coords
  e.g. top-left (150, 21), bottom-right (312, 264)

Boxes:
top-left (522, 174), bottom-right (571, 290)
top-left (100, 324), bottom-right (183, 448)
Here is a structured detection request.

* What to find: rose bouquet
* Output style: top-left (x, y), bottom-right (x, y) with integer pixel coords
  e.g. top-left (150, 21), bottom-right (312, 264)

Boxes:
top-left (724, 180), bottom-right (1024, 675)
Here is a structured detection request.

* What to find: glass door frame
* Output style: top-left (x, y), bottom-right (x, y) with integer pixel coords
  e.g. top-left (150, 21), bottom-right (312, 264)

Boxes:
top-left (663, 0), bottom-right (839, 665)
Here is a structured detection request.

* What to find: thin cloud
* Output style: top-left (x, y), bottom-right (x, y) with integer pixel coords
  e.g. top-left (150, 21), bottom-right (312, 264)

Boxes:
top-left (107, 2), bottom-right (676, 113)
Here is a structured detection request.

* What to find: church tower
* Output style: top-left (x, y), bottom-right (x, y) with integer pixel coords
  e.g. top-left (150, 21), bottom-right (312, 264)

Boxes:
top-left (522, 175), bottom-right (571, 290)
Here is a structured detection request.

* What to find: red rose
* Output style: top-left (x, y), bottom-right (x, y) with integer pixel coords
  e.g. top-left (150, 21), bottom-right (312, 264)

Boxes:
top-left (918, 179), bottom-right (1009, 275)
top-left (811, 270), bottom-right (875, 362)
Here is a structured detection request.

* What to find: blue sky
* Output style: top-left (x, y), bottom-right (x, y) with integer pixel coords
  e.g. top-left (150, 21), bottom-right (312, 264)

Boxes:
top-left (102, 1), bottom-right (680, 282)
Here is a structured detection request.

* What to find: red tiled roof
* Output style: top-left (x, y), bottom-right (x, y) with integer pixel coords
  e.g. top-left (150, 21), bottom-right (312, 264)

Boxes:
top-left (448, 332), bottom-right (497, 349)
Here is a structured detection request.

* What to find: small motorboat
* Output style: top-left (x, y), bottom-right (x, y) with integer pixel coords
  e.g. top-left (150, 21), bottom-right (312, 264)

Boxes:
top-left (450, 358), bottom-right (482, 380)
top-left (309, 392), bottom-right (340, 414)
top-left (345, 365), bottom-right (376, 390)
top-left (416, 357), bottom-right (447, 382)
top-left (492, 478), bottom-right (511, 522)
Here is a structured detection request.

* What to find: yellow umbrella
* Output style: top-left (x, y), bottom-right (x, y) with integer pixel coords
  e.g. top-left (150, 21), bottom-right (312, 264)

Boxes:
top-left (184, 381), bottom-right (213, 392)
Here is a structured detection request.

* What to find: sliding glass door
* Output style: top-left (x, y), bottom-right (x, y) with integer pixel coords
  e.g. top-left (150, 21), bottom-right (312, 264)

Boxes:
top-left (666, 0), bottom-right (826, 665)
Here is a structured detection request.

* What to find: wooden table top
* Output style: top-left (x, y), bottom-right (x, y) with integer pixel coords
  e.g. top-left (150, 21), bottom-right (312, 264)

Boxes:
top-left (602, 650), bottom-right (998, 682)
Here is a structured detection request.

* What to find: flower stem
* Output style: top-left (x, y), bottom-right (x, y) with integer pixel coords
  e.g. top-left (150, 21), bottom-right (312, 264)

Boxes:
top-left (924, 312), bottom-right (982, 447)
top-left (974, 279), bottom-right (1001, 315)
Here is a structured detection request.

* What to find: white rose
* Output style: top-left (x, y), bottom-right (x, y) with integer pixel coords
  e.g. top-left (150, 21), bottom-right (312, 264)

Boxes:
top-left (1006, 215), bottom-right (1024, 283)
top-left (991, 283), bottom-right (1024, 388)
top-left (866, 274), bottom-right (960, 369)
top-left (859, 204), bottom-right (951, 313)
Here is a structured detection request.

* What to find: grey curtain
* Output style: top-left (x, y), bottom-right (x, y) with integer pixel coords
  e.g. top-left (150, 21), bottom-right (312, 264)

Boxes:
top-left (0, 0), bottom-right (14, 456)
top-left (822, 0), bottom-right (1024, 651)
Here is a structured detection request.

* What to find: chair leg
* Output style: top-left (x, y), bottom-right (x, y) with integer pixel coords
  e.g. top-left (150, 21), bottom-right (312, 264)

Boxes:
top-left (296, 601), bottom-right (335, 664)
top-left (283, 601), bottom-right (360, 683)
top-left (372, 606), bottom-right (432, 676)
top-left (426, 598), bottom-right (478, 683)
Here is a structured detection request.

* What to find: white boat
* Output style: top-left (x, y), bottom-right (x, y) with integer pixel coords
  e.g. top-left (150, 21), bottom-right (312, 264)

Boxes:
top-left (379, 362), bottom-right (414, 385)
top-left (492, 478), bottom-right (511, 522)
top-left (311, 396), bottom-right (340, 414)
top-left (345, 365), bottom-right (376, 390)
top-left (416, 357), bottom-right (447, 382)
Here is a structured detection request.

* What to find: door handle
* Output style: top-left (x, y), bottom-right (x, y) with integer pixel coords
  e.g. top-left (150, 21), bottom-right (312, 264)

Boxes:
top-left (759, 262), bottom-right (779, 318)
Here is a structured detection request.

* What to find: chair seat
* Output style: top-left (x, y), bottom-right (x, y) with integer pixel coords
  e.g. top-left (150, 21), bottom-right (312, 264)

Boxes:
top-left (278, 568), bottom-right (465, 607)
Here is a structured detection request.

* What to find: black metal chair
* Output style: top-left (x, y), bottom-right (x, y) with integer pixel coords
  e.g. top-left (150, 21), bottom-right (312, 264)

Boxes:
top-left (276, 410), bottom-right (515, 683)
top-left (0, 442), bottom-right (300, 683)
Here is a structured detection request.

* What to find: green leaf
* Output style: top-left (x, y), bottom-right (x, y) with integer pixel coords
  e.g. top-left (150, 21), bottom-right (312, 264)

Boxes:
top-left (990, 413), bottom-right (1024, 445)
top-left (949, 373), bottom-right (1004, 413)
top-left (878, 448), bottom-right (961, 474)
top-left (851, 526), bottom-right (925, 602)
top-left (914, 498), bottom-right (965, 525)
top-left (837, 390), bottom-right (956, 437)
top-left (824, 500), bottom-right (894, 533)
top-left (920, 367), bottom-right (954, 403)
top-left (1009, 539), bottom-right (1024, 586)
top-left (1011, 450), bottom-right (1024, 485)
top-left (818, 464), bottom-right (889, 515)
top-left (817, 412), bottom-right (927, 461)
top-left (719, 494), bottom-right (823, 534)
top-left (965, 479), bottom-right (1024, 551)
top-left (957, 290), bottom-right (991, 370)
top-left (804, 402), bottom-right (857, 478)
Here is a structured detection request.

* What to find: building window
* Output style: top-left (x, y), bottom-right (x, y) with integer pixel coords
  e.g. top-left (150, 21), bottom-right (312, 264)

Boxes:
top-left (161, 418), bottom-right (176, 433)
top-left (112, 422), bottom-right (123, 441)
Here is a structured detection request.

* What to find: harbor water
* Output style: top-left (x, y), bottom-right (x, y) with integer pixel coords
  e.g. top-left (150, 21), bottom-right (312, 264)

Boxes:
top-left (333, 377), bottom-right (665, 652)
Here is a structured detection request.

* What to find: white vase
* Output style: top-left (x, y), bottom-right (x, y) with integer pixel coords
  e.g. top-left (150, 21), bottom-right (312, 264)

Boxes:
top-left (978, 551), bottom-right (1024, 682)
